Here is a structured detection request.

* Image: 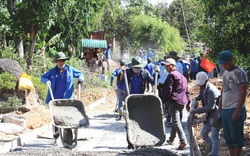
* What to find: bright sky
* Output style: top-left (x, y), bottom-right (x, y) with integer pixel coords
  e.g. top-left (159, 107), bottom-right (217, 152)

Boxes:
top-left (148, 0), bottom-right (173, 6)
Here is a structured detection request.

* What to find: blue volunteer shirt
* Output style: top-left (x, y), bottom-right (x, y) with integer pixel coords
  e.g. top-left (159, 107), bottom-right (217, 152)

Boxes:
top-left (191, 59), bottom-right (199, 72)
top-left (110, 68), bottom-right (125, 90)
top-left (54, 68), bottom-right (67, 99)
top-left (131, 73), bottom-right (142, 94)
top-left (144, 62), bottom-right (155, 76)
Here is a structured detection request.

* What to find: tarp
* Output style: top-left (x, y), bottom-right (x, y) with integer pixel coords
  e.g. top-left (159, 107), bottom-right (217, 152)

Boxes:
top-left (200, 58), bottom-right (216, 73)
top-left (81, 39), bottom-right (107, 49)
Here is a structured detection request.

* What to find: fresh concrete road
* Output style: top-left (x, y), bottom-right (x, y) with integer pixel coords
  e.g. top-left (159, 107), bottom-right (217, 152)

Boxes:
top-left (5, 95), bottom-right (191, 156)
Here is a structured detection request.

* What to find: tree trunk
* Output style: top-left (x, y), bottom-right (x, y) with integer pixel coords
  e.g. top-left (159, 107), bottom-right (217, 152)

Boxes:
top-left (41, 46), bottom-right (46, 69)
top-left (120, 44), bottom-right (124, 59)
top-left (7, 0), bottom-right (15, 16)
top-left (27, 24), bottom-right (37, 71)
top-left (15, 37), bottom-right (24, 58)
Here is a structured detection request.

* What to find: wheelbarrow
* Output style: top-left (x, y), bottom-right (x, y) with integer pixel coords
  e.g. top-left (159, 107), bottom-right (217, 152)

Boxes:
top-left (124, 70), bottom-right (166, 148)
top-left (48, 84), bottom-right (89, 149)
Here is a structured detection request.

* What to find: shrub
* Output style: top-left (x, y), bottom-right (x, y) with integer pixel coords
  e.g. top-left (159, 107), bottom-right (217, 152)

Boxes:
top-left (0, 72), bottom-right (16, 93)
top-left (0, 96), bottom-right (22, 114)
top-left (32, 76), bottom-right (48, 101)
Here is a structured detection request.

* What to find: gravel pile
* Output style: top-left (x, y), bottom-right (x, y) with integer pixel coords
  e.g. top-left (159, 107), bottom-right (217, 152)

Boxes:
top-left (3, 147), bottom-right (188, 156)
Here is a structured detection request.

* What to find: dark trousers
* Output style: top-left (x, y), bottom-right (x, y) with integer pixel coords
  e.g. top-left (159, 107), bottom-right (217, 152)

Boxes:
top-left (190, 71), bottom-right (198, 80)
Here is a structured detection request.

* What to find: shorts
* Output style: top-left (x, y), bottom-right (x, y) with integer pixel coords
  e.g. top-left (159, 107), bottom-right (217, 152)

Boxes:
top-left (222, 107), bottom-right (246, 148)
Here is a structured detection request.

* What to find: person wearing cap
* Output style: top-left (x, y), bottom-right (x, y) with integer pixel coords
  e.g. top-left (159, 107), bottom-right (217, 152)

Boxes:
top-left (162, 58), bottom-right (190, 150)
top-left (144, 57), bottom-right (155, 92)
top-left (217, 51), bottom-right (247, 156)
top-left (110, 60), bottom-right (126, 120)
top-left (119, 56), bottom-right (155, 149)
top-left (187, 71), bottom-right (221, 156)
top-left (168, 51), bottom-right (184, 75)
top-left (41, 51), bottom-right (84, 140)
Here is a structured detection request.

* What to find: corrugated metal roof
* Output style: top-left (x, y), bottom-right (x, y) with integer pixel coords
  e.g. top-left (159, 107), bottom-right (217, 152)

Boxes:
top-left (81, 39), bottom-right (107, 49)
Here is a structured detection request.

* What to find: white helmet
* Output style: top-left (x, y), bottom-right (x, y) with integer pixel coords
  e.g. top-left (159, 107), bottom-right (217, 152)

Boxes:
top-left (196, 71), bottom-right (208, 85)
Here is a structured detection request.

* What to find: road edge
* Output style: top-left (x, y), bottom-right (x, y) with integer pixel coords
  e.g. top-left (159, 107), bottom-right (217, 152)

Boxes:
top-left (0, 97), bottom-right (106, 154)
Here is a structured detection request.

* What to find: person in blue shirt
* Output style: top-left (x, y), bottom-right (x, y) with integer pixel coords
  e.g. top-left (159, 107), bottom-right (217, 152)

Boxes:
top-left (104, 44), bottom-right (112, 70)
top-left (190, 57), bottom-right (199, 80)
top-left (119, 56), bottom-right (155, 150)
top-left (181, 56), bottom-right (191, 81)
top-left (41, 51), bottom-right (84, 140)
top-left (144, 57), bottom-right (155, 92)
top-left (147, 48), bottom-right (154, 59)
top-left (158, 56), bottom-right (171, 125)
top-left (110, 60), bottom-right (126, 120)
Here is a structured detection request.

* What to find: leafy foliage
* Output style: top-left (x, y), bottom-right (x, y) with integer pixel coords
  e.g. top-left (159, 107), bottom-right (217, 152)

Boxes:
top-left (130, 14), bottom-right (185, 53)
top-left (200, 0), bottom-right (250, 55)
top-left (0, 96), bottom-right (22, 114)
top-left (31, 77), bottom-right (47, 101)
top-left (0, 72), bottom-right (16, 93)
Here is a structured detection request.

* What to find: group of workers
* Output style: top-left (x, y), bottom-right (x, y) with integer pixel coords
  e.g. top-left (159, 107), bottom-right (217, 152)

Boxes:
top-left (41, 49), bottom-right (247, 156)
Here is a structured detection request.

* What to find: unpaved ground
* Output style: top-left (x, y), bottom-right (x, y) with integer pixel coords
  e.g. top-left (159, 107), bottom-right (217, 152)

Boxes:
top-left (188, 78), bottom-right (250, 156)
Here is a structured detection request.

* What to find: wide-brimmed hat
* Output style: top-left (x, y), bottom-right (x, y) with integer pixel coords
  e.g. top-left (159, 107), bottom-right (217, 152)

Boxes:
top-left (120, 60), bottom-right (126, 65)
top-left (168, 51), bottom-right (180, 59)
top-left (55, 52), bottom-right (70, 61)
top-left (216, 51), bottom-right (233, 64)
top-left (128, 56), bottom-right (144, 68)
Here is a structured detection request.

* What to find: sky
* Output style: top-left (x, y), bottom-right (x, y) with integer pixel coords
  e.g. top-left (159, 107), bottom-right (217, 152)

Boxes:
top-left (148, 0), bottom-right (173, 6)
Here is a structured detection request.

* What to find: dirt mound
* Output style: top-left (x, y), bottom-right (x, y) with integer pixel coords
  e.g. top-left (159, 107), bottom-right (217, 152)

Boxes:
top-left (188, 78), bottom-right (250, 155)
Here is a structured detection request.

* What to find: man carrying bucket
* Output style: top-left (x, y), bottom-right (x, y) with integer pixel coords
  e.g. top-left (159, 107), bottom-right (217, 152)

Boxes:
top-left (41, 51), bottom-right (84, 140)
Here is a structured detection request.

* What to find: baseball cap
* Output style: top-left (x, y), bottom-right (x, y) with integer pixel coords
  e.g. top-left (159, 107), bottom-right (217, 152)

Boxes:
top-left (162, 58), bottom-right (176, 66)
top-left (216, 51), bottom-right (233, 64)
top-left (196, 71), bottom-right (208, 86)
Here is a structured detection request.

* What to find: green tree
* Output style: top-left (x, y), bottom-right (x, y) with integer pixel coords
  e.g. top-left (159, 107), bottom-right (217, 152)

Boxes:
top-left (102, 0), bottom-right (155, 56)
top-left (200, 0), bottom-right (250, 56)
top-left (130, 14), bottom-right (185, 54)
top-left (167, 0), bottom-right (205, 52)
top-left (2, 0), bottom-right (107, 71)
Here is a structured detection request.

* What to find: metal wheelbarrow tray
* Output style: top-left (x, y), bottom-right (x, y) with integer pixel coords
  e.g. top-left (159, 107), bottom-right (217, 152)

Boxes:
top-left (49, 99), bottom-right (89, 128)
top-left (125, 94), bottom-right (166, 147)
top-left (49, 99), bottom-right (89, 149)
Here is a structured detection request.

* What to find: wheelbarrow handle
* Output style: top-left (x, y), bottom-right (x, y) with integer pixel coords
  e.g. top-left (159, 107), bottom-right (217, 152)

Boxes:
top-left (48, 83), bottom-right (81, 100)
top-left (123, 69), bottom-right (130, 96)
top-left (153, 72), bottom-right (158, 95)
top-left (48, 85), bottom-right (55, 100)
top-left (78, 83), bottom-right (81, 100)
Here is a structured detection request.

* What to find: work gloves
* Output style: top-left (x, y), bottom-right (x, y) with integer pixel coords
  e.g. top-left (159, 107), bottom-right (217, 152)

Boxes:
top-left (46, 81), bottom-right (51, 87)
top-left (77, 79), bottom-right (84, 85)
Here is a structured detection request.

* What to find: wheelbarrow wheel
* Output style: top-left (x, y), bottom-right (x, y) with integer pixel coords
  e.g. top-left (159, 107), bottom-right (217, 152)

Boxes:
top-left (63, 129), bottom-right (73, 145)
